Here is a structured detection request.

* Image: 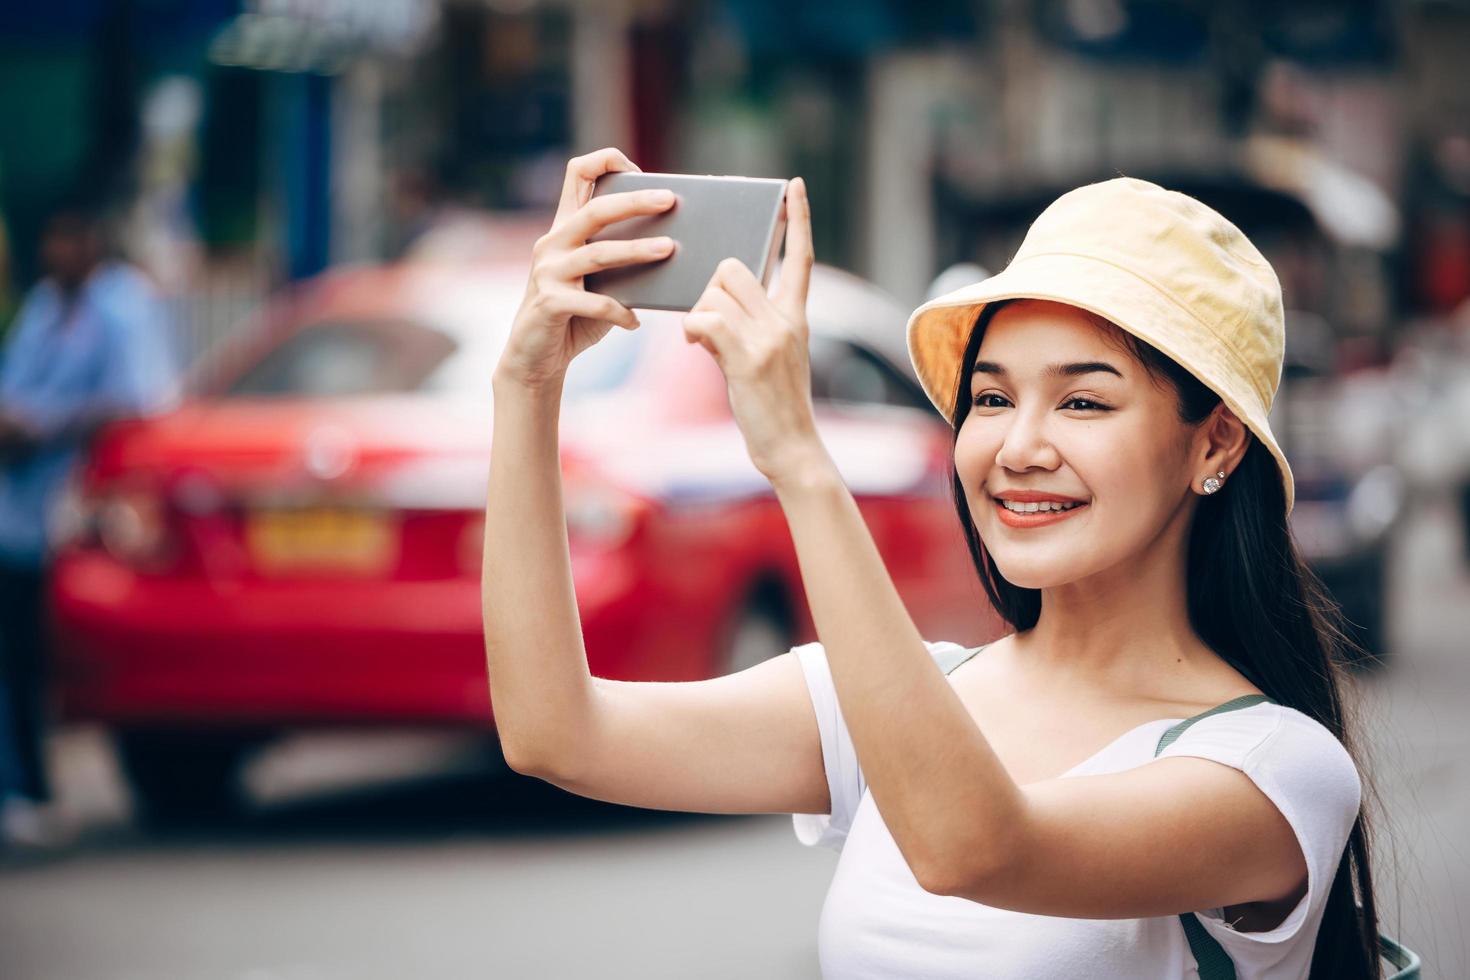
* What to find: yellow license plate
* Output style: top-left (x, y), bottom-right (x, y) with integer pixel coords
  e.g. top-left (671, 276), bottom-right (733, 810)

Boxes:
top-left (246, 509), bottom-right (399, 575)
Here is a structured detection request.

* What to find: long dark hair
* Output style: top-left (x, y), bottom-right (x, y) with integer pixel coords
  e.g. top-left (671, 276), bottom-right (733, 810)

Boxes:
top-left (948, 299), bottom-right (1383, 979)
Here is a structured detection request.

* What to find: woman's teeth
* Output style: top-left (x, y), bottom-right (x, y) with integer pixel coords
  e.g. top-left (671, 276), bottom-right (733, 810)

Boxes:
top-left (1000, 499), bottom-right (1085, 513)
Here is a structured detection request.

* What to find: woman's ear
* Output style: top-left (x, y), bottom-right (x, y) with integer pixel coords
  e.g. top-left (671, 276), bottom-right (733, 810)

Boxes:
top-left (1194, 403), bottom-right (1251, 484)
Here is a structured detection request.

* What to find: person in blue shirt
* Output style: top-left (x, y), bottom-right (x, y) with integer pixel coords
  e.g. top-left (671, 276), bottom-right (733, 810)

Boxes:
top-left (0, 199), bottom-right (179, 847)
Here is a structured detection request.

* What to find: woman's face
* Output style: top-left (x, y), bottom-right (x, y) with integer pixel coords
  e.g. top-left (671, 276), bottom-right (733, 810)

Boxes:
top-left (953, 299), bottom-right (1202, 590)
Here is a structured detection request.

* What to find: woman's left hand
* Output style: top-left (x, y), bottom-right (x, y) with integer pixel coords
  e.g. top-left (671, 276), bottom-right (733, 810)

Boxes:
top-left (682, 177), bottom-right (832, 487)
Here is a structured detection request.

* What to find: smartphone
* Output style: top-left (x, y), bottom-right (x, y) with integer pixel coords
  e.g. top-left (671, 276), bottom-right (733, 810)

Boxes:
top-left (584, 172), bottom-right (788, 312)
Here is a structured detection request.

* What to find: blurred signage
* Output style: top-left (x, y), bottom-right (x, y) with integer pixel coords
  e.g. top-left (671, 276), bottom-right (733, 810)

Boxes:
top-left (251, 0), bottom-right (437, 53)
top-left (210, 0), bottom-right (437, 74)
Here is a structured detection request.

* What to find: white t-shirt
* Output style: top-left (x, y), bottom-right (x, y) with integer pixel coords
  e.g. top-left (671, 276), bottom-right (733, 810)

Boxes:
top-left (791, 640), bottom-right (1362, 980)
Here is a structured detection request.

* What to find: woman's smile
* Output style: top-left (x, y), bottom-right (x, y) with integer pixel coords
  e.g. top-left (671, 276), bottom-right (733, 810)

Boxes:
top-left (992, 495), bottom-right (1091, 528)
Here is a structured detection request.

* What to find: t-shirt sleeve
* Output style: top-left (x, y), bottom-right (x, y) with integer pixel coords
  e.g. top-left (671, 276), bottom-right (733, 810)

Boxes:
top-left (1156, 704), bottom-right (1362, 960)
top-left (97, 289), bottom-right (180, 417)
top-left (791, 638), bottom-right (976, 852)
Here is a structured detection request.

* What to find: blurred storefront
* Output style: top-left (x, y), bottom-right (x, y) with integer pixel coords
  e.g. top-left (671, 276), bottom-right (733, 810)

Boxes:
top-left (0, 1), bottom-right (234, 326)
top-left (1401, 1), bottom-right (1470, 324)
top-left (4, 0), bottom-right (1470, 357)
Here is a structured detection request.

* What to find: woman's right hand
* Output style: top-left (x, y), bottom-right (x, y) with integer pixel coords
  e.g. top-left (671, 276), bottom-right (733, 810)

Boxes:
top-left (496, 147), bottom-right (678, 391)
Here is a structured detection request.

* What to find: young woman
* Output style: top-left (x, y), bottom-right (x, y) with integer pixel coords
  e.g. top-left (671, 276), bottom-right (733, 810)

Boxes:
top-left (483, 148), bottom-right (1380, 979)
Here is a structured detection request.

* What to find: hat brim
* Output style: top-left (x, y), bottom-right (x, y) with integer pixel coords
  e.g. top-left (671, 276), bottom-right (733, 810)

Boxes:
top-left (905, 252), bottom-right (1295, 515)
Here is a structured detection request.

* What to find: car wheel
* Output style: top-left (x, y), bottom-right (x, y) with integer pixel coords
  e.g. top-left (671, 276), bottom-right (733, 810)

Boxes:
top-left (720, 594), bottom-right (795, 676)
top-left (114, 729), bottom-right (260, 830)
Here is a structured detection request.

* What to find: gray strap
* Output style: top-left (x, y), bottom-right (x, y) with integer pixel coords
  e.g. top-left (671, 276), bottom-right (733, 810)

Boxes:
top-left (1180, 913), bottom-right (1237, 980)
top-left (1155, 693), bottom-right (1275, 980)
top-left (1156, 694), bottom-right (1420, 978)
top-left (1154, 694), bottom-right (1274, 755)
top-left (1381, 934), bottom-right (1422, 978)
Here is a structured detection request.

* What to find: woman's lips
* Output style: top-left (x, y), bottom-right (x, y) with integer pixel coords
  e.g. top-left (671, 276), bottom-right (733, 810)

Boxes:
top-left (993, 498), bottom-right (1089, 528)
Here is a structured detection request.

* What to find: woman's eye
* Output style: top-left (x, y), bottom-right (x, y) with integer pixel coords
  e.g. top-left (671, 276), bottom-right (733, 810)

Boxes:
top-left (970, 394), bottom-right (1111, 412)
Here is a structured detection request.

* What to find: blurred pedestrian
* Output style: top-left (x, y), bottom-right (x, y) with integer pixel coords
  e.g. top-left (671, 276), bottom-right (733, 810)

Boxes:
top-left (0, 196), bottom-right (179, 848)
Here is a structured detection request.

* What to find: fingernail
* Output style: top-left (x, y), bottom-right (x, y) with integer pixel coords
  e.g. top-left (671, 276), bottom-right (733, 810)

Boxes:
top-left (654, 236), bottom-right (675, 251)
top-left (653, 190), bottom-right (675, 204)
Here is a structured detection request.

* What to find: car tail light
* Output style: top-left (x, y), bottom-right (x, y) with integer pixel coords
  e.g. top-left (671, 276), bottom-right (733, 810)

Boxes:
top-left (48, 479), bottom-right (177, 571)
top-left (97, 489), bottom-right (174, 568)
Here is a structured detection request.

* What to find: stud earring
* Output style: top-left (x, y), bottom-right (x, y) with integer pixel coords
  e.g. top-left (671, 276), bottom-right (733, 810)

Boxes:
top-left (1201, 470), bottom-right (1226, 495)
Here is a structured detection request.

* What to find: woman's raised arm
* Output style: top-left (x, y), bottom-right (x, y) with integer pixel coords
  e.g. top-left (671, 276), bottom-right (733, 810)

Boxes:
top-left (481, 151), bottom-right (829, 819)
top-left (482, 369), bottom-right (593, 775)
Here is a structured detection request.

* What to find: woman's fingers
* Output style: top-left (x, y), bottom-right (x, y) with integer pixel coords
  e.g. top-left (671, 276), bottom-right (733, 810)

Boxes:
top-left (496, 149), bottom-right (651, 388)
top-left (711, 257), bottom-right (770, 318)
top-left (684, 280), bottom-right (751, 368)
top-left (691, 277), bottom-right (748, 325)
top-left (555, 236), bottom-right (676, 279)
top-left (554, 148), bottom-right (640, 223)
top-left (681, 311), bottom-right (728, 358)
top-left (773, 177), bottom-right (814, 321)
top-left (553, 189), bottom-right (677, 250)
top-left (538, 287), bottom-right (641, 331)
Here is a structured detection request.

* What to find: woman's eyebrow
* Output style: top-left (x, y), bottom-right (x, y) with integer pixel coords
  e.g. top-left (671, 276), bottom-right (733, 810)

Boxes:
top-left (972, 360), bottom-right (1124, 381)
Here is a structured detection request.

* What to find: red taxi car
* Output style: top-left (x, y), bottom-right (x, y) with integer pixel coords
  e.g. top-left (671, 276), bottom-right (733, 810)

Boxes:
top-left (48, 259), bottom-right (997, 822)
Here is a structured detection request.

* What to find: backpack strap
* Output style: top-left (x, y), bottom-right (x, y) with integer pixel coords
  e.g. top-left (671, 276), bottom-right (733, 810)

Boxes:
top-left (1154, 693), bottom-right (1275, 980)
top-left (1156, 695), bottom-right (1423, 979)
top-left (1154, 694), bottom-right (1274, 755)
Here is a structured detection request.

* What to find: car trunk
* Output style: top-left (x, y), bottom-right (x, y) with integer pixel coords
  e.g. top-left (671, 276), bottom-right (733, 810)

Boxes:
top-left (79, 396), bottom-right (498, 582)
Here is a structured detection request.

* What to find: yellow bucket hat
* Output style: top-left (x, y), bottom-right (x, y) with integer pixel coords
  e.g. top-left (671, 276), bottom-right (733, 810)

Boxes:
top-left (905, 176), bottom-right (1295, 515)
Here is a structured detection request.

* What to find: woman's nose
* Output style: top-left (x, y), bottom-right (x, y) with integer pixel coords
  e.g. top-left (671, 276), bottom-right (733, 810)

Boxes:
top-left (995, 408), bottom-right (1061, 472)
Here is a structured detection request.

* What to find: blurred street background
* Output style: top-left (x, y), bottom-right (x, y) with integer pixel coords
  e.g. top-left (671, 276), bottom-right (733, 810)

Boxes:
top-left (2, 1), bottom-right (1470, 977)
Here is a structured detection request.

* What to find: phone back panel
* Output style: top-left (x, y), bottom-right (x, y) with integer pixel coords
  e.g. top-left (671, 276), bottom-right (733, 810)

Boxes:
top-left (584, 172), bottom-right (787, 312)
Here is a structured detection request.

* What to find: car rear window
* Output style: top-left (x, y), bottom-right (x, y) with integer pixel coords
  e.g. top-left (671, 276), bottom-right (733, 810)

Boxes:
top-left (808, 335), bottom-right (929, 411)
top-left (224, 319), bottom-right (456, 397)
